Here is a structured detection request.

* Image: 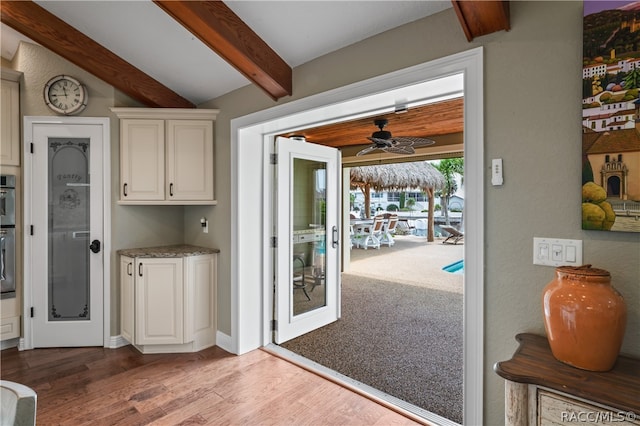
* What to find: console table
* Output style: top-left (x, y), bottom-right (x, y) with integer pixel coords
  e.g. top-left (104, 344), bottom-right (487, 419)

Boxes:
top-left (494, 333), bottom-right (639, 425)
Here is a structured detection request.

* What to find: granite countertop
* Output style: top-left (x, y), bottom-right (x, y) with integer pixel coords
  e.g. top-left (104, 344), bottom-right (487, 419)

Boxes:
top-left (117, 244), bottom-right (220, 258)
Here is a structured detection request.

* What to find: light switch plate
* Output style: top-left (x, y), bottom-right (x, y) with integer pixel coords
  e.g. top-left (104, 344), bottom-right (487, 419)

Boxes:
top-left (533, 237), bottom-right (583, 267)
top-left (491, 158), bottom-right (503, 186)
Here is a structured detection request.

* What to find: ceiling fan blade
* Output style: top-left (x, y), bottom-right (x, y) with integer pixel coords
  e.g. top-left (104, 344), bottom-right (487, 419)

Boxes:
top-left (393, 136), bottom-right (436, 147)
top-left (356, 145), bottom-right (380, 156)
top-left (383, 145), bottom-right (415, 155)
top-left (389, 138), bottom-right (413, 147)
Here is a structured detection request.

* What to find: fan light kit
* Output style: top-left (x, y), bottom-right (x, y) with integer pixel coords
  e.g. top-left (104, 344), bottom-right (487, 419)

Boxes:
top-left (356, 118), bottom-right (435, 156)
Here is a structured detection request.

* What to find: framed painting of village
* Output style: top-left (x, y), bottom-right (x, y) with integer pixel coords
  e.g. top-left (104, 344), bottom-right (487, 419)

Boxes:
top-left (582, 1), bottom-right (640, 232)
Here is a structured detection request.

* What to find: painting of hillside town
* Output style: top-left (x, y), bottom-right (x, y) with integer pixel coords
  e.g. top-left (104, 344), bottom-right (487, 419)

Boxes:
top-left (583, 1), bottom-right (640, 232)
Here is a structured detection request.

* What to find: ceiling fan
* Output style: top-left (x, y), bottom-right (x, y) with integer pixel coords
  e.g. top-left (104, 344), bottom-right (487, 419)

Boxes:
top-left (356, 118), bottom-right (435, 156)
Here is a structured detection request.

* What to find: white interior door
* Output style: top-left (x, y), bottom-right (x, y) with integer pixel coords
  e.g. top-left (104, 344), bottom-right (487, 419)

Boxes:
top-left (274, 136), bottom-right (341, 344)
top-left (27, 120), bottom-right (105, 347)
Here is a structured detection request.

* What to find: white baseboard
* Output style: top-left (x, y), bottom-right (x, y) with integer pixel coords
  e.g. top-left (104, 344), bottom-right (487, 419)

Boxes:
top-left (216, 331), bottom-right (234, 353)
top-left (108, 335), bottom-right (130, 349)
top-left (109, 333), bottom-right (233, 353)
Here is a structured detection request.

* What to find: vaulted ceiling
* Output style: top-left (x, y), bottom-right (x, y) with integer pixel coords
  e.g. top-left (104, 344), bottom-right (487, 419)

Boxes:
top-left (1, 1), bottom-right (509, 158)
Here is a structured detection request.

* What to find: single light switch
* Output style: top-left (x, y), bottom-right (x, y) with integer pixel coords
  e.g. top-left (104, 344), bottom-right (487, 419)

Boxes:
top-left (539, 243), bottom-right (549, 259)
top-left (566, 245), bottom-right (576, 262)
top-left (552, 244), bottom-right (563, 261)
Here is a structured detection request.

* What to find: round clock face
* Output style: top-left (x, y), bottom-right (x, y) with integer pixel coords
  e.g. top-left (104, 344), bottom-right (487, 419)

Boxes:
top-left (43, 75), bottom-right (87, 115)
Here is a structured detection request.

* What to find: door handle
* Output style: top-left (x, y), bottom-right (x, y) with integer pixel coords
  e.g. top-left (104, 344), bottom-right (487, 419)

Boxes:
top-left (332, 226), bottom-right (339, 248)
top-left (89, 239), bottom-right (101, 253)
top-left (123, 183), bottom-right (128, 197)
top-left (127, 262), bottom-right (132, 276)
top-left (169, 183), bottom-right (174, 197)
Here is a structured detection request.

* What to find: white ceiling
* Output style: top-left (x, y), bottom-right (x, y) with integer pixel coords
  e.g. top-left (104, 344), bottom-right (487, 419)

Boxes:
top-left (1, 1), bottom-right (452, 104)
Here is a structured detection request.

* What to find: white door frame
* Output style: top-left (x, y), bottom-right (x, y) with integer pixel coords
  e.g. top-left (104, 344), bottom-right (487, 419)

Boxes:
top-left (22, 116), bottom-right (111, 350)
top-left (231, 47), bottom-right (483, 424)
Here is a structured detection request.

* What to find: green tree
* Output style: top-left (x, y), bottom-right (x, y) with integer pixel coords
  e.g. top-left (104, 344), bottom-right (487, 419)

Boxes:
top-left (435, 158), bottom-right (464, 225)
top-left (405, 197), bottom-right (416, 211)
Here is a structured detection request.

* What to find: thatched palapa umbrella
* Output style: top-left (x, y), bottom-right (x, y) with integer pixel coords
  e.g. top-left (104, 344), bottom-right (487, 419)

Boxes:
top-left (350, 161), bottom-right (445, 242)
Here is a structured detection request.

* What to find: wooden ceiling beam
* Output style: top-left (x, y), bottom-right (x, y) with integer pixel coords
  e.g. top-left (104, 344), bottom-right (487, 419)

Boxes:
top-left (154, 0), bottom-right (292, 101)
top-left (0, 0), bottom-right (194, 108)
top-left (451, 0), bottom-right (510, 42)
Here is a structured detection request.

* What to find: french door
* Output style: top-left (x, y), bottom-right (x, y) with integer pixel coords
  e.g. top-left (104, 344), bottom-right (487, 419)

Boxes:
top-left (25, 118), bottom-right (107, 347)
top-left (274, 137), bottom-right (341, 343)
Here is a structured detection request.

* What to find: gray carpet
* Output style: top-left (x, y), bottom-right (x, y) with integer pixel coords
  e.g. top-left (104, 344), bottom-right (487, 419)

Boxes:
top-left (281, 272), bottom-right (463, 423)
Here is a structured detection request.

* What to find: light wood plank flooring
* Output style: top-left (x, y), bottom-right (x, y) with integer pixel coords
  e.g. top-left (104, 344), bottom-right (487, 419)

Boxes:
top-left (1, 344), bottom-right (422, 425)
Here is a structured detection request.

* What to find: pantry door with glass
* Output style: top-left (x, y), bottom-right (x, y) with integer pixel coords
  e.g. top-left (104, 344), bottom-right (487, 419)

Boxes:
top-left (26, 118), bottom-right (107, 347)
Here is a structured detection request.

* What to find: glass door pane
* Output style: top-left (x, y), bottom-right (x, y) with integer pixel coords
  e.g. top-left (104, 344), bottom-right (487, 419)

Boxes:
top-left (292, 158), bottom-right (327, 316)
top-left (48, 137), bottom-right (90, 321)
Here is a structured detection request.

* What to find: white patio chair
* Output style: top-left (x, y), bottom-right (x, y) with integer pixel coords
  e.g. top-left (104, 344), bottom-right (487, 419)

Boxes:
top-left (355, 215), bottom-right (384, 249)
top-left (379, 214), bottom-right (398, 247)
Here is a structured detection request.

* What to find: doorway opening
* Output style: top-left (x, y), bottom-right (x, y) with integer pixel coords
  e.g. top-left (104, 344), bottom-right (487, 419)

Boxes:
top-left (231, 47), bottom-right (484, 425)
top-left (281, 155), bottom-right (465, 424)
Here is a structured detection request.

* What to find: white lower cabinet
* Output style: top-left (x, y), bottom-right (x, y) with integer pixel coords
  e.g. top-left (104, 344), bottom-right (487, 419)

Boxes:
top-left (120, 252), bottom-right (216, 354)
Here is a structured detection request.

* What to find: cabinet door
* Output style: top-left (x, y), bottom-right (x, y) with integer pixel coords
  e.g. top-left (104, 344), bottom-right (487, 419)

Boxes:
top-left (184, 254), bottom-right (216, 343)
top-left (1, 79), bottom-right (20, 166)
top-left (120, 256), bottom-right (135, 343)
top-left (120, 119), bottom-right (165, 200)
top-left (135, 258), bottom-right (183, 345)
top-left (166, 120), bottom-right (214, 201)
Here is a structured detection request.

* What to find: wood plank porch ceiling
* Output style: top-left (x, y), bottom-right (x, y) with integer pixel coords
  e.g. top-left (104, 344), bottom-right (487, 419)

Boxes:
top-left (279, 98), bottom-right (464, 151)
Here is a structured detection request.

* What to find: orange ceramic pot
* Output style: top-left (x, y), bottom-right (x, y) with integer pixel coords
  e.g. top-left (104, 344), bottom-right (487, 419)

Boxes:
top-left (542, 265), bottom-right (627, 371)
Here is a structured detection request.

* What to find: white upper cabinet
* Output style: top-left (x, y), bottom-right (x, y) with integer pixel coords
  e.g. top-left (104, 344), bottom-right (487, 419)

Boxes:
top-left (166, 120), bottom-right (214, 201)
top-left (121, 119), bottom-right (165, 200)
top-left (1, 71), bottom-right (21, 167)
top-left (112, 108), bottom-right (219, 205)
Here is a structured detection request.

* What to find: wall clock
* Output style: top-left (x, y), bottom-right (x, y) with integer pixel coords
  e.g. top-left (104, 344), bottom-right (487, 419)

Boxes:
top-left (43, 75), bottom-right (88, 115)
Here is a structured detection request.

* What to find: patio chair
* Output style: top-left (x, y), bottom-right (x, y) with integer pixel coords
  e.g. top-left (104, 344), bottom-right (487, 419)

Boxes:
top-left (354, 215), bottom-right (384, 249)
top-left (292, 253), bottom-right (310, 300)
top-left (414, 219), bottom-right (428, 236)
top-left (441, 225), bottom-right (464, 245)
top-left (349, 224), bottom-right (355, 249)
top-left (379, 214), bottom-right (398, 247)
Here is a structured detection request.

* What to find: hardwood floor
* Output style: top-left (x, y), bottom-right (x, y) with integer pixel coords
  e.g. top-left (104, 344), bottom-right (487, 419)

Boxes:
top-left (0, 345), bottom-right (422, 425)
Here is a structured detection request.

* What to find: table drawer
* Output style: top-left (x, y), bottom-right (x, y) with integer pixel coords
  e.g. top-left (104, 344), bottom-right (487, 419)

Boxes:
top-left (538, 390), bottom-right (639, 426)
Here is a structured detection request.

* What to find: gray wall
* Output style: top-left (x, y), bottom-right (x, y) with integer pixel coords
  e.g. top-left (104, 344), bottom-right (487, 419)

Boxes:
top-left (198, 2), bottom-right (639, 425)
top-left (11, 42), bottom-right (186, 334)
top-left (6, 2), bottom-right (639, 425)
